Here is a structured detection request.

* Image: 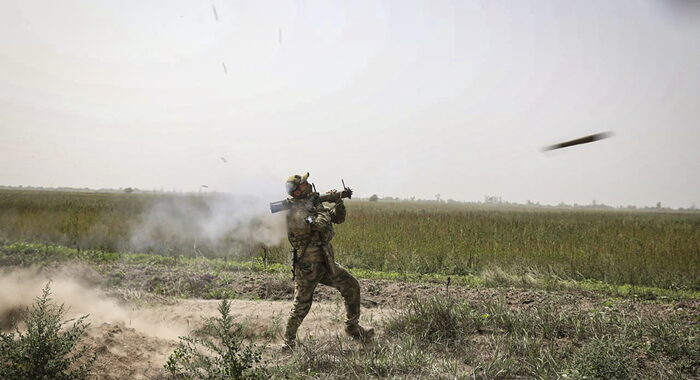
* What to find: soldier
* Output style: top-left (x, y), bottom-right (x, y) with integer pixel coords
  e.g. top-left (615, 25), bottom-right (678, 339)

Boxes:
top-left (283, 173), bottom-right (374, 348)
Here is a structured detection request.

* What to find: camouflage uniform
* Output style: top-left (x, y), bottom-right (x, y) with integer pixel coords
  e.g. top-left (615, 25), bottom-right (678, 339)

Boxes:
top-left (283, 178), bottom-right (372, 346)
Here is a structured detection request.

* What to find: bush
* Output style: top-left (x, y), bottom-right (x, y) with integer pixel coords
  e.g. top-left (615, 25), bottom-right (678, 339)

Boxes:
top-left (165, 299), bottom-right (267, 380)
top-left (0, 283), bottom-right (96, 380)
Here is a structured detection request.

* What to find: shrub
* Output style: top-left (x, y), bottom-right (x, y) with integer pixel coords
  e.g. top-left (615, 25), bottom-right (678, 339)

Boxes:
top-left (0, 283), bottom-right (96, 380)
top-left (165, 299), bottom-right (267, 380)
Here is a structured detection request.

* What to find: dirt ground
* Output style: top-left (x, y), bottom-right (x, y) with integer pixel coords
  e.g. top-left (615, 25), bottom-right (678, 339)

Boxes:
top-left (83, 299), bottom-right (389, 380)
top-left (1, 265), bottom-right (698, 379)
top-left (0, 266), bottom-right (390, 379)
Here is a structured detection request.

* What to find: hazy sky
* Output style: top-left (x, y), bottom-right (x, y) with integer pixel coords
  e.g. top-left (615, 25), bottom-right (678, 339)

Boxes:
top-left (1, 1), bottom-right (699, 208)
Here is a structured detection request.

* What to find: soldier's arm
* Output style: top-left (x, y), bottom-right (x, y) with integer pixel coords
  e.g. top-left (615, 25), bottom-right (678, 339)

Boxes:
top-left (330, 200), bottom-right (346, 224)
top-left (307, 210), bottom-right (333, 232)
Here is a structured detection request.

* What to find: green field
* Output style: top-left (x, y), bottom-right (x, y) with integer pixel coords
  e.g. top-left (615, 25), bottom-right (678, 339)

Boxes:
top-left (1, 189), bottom-right (698, 290)
top-left (1, 189), bottom-right (699, 379)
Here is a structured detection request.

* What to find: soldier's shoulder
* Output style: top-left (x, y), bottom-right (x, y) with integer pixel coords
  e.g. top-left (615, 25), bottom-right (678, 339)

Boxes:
top-left (288, 198), bottom-right (310, 207)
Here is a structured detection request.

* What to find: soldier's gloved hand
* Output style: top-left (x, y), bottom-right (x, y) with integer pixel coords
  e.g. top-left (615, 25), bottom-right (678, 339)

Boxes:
top-left (325, 189), bottom-right (341, 203)
top-left (342, 188), bottom-right (353, 199)
top-left (304, 215), bottom-right (315, 225)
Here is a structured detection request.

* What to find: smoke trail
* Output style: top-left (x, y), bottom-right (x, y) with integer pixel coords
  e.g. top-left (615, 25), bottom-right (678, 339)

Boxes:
top-left (128, 190), bottom-right (286, 257)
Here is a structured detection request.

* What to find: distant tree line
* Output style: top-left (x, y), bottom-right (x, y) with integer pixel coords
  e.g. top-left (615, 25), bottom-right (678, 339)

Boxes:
top-left (360, 193), bottom-right (698, 211)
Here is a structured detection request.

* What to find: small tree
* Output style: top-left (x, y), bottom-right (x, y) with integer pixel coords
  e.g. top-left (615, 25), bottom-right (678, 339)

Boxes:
top-left (0, 283), bottom-right (96, 380)
top-left (165, 299), bottom-right (267, 379)
top-left (369, 194), bottom-right (379, 202)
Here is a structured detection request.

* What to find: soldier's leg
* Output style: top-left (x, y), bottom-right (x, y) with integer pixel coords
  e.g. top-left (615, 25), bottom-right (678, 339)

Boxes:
top-left (285, 262), bottom-right (324, 346)
top-left (320, 264), bottom-right (374, 340)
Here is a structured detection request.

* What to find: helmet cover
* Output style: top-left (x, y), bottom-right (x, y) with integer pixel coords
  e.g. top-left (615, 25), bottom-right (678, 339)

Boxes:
top-left (286, 172), bottom-right (311, 198)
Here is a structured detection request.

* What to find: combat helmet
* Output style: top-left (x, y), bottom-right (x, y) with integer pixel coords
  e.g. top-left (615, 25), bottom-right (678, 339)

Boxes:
top-left (286, 172), bottom-right (313, 198)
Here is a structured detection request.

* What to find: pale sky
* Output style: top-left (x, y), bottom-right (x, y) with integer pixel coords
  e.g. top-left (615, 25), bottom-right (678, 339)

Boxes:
top-left (1, 1), bottom-right (699, 208)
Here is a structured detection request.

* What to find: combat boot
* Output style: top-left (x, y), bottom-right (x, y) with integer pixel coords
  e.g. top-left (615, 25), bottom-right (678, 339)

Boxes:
top-left (284, 320), bottom-right (299, 351)
top-left (282, 338), bottom-right (296, 352)
top-left (345, 324), bottom-right (375, 342)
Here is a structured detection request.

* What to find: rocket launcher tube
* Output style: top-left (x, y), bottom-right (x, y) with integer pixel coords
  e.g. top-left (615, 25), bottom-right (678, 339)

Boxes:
top-left (269, 200), bottom-right (291, 213)
top-left (269, 188), bottom-right (353, 213)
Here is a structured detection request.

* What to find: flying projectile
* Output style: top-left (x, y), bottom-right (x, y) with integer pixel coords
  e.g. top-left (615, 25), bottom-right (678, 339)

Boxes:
top-left (211, 4), bottom-right (219, 21)
top-left (543, 132), bottom-right (613, 151)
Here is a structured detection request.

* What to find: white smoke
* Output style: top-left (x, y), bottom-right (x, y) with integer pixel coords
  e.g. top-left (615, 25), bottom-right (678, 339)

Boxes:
top-left (128, 185), bottom-right (287, 256)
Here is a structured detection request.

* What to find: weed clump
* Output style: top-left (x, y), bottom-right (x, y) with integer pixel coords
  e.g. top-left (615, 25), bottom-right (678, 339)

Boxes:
top-left (569, 336), bottom-right (635, 379)
top-left (165, 299), bottom-right (267, 380)
top-left (648, 317), bottom-right (700, 375)
top-left (385, 296), bottom-right (483, 345)
top-left (278, 335), bottom-right (458, 379)
top-left (0, 283), bottom-right (96, 380)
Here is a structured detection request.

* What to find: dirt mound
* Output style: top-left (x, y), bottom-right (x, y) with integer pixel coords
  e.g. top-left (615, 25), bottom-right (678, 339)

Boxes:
top-left (85, 322), bottom-right (174, 380)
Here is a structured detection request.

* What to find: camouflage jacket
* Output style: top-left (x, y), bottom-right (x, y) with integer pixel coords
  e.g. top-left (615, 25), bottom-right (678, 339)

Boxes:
top-left (286, 197), bottom-right (346, 260)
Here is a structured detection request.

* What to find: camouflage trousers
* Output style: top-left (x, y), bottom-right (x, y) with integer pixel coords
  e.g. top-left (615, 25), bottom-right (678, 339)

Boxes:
top-left (284, 261), bottom-right (361, 343)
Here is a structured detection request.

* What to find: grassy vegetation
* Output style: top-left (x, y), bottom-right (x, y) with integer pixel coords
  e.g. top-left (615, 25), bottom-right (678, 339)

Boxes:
top-left (338, 202), bottom-right (700, 290)
top-left (273, 295), bottom-right (698, 379)
top-left (165, 299), bottom-right (267, 380)
top-left (275, 335), bottom-right (462, 379)
top-left (2, 242), bottom-right (698, 301)
top-left (1, 189), bottom-right (698, 290)
top-left (0, 240), bottom-right (697, 378)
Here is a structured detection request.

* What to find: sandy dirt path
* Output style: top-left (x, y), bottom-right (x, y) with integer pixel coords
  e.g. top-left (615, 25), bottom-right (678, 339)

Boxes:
top-left (84, 298), bottom-right (390, 380)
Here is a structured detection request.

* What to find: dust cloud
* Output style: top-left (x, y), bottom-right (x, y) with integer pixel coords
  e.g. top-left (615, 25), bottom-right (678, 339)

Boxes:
top-left (0, 266), bottom-right (383, 341)
top-left (0, 266), bottom-right (189, 341)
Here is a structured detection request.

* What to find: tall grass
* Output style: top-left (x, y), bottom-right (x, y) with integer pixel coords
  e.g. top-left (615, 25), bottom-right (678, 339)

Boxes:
top-left (336, 202), bottom-right (700, 289)
top-left (0, 190), bottom-right (149, 253)
top-left (0, 190), bottom-right (277, 259)
top-left (0, 190), bottom-right (698, 289)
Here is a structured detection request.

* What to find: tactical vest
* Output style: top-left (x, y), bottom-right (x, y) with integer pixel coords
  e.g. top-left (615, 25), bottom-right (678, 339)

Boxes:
top-left (286, 199), bottom-right (336, 262)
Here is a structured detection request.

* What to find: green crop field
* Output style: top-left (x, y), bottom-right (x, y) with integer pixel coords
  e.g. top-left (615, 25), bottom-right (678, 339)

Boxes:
top-left (1, 189), bottom-right (698, 290)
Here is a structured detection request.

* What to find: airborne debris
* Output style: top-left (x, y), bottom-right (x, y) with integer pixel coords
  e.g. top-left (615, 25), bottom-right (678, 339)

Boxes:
top-left (201, 185), bottom-right (209, 188)
top-left (220, 157), bottom-right (227, 163)
top-left (543, 132), bottom-right (613, 151)
top-left (211, 4), bottom-right (219, 22)
top-left (222, 62), bottom-right (227, 74)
